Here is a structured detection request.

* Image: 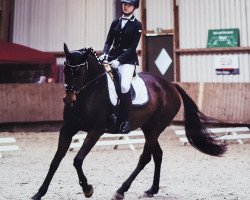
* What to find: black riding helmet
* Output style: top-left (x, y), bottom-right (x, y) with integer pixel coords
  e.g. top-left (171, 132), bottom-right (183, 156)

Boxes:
top-left (121, 0), bottom-right (140, 8)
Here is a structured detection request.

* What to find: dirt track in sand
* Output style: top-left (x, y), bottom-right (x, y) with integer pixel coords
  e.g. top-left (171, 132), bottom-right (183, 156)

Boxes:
top-left (0, 126), bottom-right (250, 200)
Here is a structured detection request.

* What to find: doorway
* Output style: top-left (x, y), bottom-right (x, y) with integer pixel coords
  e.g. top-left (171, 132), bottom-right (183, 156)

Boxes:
top-left (145, 34), bottom-right (174, 81)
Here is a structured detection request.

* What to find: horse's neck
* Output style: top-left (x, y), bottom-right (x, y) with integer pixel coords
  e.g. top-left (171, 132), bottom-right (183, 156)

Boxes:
top-left (78, 56), bottom-right (108, 109)
top-left (87, 53), bottom-right (105, 80)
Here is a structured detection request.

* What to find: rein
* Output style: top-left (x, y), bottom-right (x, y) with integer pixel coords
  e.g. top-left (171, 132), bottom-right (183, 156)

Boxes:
top-left (75, 70), bottom-right (107, 94)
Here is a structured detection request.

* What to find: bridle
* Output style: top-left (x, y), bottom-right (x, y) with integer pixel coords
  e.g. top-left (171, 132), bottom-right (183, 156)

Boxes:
top-left (64, 60), bottom-right (89, 76)
top-left (64, 52), bottom-right (107, 94)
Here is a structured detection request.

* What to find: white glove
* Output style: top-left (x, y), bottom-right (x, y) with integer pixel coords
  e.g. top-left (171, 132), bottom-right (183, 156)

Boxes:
top-left (110, 60), bottom-right (120, 69)
top-left (98, 53), bottom-right (107, 61)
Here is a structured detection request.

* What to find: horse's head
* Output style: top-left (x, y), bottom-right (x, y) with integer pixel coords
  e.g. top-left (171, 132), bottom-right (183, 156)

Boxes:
top-left (63, 44), bottom-right (103, 105)
top-left (63, 43), bottom-right (90, 94)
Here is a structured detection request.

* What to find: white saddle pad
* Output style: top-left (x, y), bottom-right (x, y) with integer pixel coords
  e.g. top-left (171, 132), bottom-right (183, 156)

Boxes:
top-left (106, 74), bottom-right (149, 106)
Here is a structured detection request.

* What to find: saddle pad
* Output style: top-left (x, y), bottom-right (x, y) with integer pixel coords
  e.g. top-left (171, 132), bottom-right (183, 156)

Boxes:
top-left (106, 74), bottom-right (149, 106)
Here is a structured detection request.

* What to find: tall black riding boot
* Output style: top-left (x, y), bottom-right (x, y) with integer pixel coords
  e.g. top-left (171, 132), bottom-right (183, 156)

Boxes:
top-left (119, 91), bottom-right (132, 134)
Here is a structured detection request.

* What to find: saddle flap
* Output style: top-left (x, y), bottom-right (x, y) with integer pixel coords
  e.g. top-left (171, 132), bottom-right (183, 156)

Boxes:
top-left (106, 72), bottom-right (149, 107)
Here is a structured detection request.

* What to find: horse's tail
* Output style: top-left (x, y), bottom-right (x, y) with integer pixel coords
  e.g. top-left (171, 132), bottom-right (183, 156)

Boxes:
top-left (174, 84), bottom-right (227, 157)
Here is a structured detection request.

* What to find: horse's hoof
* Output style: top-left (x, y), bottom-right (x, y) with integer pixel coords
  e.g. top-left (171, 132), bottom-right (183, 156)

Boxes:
top-left (83, 184), bottom-right (94, 198)
top-left (143, 186), bottom-right (158, 197)
top-left (31, 194), bottom-right (41, 200)
top-left (111, 192), bottom-right (124, 200)
top-left (31, 191), bottom-right (43, 200)
top-left (143, 192), bottom-right (154, 198)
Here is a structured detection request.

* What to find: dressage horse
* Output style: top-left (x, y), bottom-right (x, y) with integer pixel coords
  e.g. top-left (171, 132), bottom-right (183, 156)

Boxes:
top-left (32, 44), bottom-right (226, 200)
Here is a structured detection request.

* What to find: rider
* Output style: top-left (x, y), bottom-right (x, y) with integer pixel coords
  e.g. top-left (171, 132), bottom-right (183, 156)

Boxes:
top-left (99, 0), bottom-right (142, 134)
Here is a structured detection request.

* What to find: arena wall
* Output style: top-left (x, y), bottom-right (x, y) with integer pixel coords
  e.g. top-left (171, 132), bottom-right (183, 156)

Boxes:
top-left (0, 83), bottom-right (249, 124)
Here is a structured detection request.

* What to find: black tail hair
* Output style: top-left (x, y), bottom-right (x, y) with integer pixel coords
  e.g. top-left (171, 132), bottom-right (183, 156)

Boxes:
top-left (175, 84), bottom-right (227, 156)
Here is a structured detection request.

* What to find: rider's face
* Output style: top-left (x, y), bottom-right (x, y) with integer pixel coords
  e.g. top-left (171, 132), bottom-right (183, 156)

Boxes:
top-left (122, 3), bottom-right (135, 15)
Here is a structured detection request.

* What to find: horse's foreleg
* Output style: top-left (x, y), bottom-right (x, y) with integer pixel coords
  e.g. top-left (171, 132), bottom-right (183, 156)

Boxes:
top-left (73, 131), bottom-right (102, 198)
top-left (144, 141), bottom-right (162, 197)
top-left (31, 127), bottom-right (74, 200)
top-left (112, 141), bottom-right (152, 200)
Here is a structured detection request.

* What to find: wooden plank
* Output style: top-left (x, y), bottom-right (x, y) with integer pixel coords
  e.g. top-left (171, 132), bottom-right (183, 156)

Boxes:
top-left (0, 0), bottom-right (13, 40)
top-left (0, 136), bottom-right (19, 158)
top-left (0, 137), bottom-right (16, 143)
top-left (179, 134), bottom-right (250, 144)
top-left (175, 127), bottom-right (250, 135)
top-left (70, 131), bottom-right (144, 151)
top-left (73, 131), bottom-right (144, 140)
top-left (141, 0), bottom-right (147, 71)
top-left (96, 139), bottom-right (145, 146)
top-left (176, 126), bottom-right (250, 145)
top-left (70, 139), bottom-right (145, 149)
top-left (173, 0), bottom-right (180, 81)
top-left (219, 134), bottom-right (250, 140)
top-left (175, 47), bottom-right (250, 55)
top-left (121, 136), bottom-right (136, 150)
top-left (0, 145), bottom-right (19, 152)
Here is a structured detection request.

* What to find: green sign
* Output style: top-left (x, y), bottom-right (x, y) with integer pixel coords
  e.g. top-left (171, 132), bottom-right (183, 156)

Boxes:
top-left (207, 28), bottom-right (239, 48)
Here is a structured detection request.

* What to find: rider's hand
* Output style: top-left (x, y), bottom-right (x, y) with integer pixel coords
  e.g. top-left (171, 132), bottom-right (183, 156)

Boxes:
top-left (98, 53), bottom-right (107, 61)
top-left (110, 60), bottom-right (120, 69)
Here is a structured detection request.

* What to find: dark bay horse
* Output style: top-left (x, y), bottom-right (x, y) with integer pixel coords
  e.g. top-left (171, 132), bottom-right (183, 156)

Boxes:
top-left (32, 44), bottom-right (226, 200)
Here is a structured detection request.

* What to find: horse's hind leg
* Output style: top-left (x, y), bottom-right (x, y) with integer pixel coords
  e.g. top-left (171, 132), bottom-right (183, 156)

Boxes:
top-left (144, 141), bottom-right (162, 197)
top-left (142, 119), bottom-right (172, 197)
top-left (112, 139), bottom-right (153, 200)
top-left (112, 119), bottom-right (169, 200)
top-left (31, 124), bottom-right (76, 200)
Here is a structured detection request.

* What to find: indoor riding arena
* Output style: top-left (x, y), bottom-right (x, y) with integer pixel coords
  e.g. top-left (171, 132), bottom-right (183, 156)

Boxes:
top-left (0, 1), bottom-right (250, 200)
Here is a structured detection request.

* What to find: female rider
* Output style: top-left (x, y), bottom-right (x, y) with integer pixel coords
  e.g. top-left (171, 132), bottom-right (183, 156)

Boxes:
top-left (99, 0), bottom-right (141, 134)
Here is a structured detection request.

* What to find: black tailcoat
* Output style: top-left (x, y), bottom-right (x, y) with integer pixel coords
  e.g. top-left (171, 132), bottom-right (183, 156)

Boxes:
top-left (103, 15), bottom-right (142, 65)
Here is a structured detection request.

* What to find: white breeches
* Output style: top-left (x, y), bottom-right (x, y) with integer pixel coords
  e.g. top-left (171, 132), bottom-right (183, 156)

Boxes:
top-left (118, 64), bottom-right (135, 93)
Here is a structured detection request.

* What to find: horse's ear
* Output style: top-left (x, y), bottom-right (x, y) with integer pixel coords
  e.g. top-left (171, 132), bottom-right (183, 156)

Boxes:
top-left (64, 43), bottom-right (70, 56)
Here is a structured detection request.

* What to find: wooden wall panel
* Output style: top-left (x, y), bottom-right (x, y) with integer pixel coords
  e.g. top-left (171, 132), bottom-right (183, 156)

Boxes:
top-left (0, 83), bottom-right (249, 124)
top-left (202, 83), bottom-right (250, 124)
top-left (174, 82), bottom-right (250, 124)
top-left (0, 83), bottom-right (64, 123)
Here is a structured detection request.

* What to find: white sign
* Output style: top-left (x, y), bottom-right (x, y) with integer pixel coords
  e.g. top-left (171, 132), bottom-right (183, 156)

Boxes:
top-left (213, 55), bottom-right (239, 75)
top-left (155, 48), bottom-right (172, 75)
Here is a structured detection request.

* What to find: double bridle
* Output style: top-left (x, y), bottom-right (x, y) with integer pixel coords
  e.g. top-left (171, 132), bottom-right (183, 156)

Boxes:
top-left (64, 53), bottom-right (107, 94)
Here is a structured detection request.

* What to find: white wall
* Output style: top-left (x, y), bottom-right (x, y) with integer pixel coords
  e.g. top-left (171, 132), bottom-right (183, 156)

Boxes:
top-left (146, 0), bottom-right (173, 30)
top-left (178, 0), bottom-right (250, 82)
top-left (13, 0), bottom-right (114, 51)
